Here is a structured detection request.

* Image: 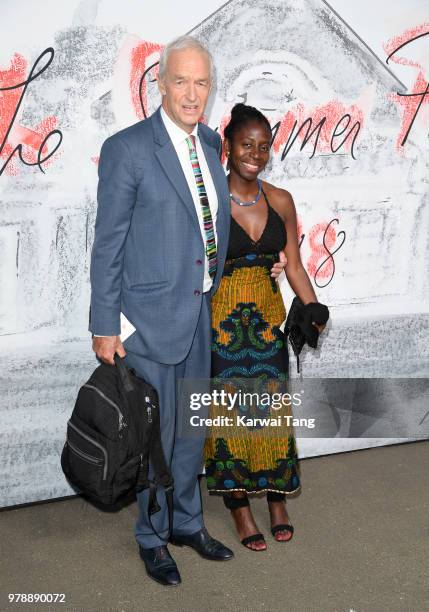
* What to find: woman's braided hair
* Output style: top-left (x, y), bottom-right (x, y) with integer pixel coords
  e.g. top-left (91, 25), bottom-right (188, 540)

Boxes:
top-left (224, 103), bottom-right (272, 141)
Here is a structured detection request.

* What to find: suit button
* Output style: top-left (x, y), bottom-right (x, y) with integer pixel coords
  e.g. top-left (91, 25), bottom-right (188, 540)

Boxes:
top-left (194, 290), bottom-right (201, 296)
top-left (196, 259), bottom-right (203, 265)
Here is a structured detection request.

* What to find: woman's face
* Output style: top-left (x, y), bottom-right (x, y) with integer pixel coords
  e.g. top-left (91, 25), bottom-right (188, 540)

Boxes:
top-left (226, 120), bottom-right (271, 181)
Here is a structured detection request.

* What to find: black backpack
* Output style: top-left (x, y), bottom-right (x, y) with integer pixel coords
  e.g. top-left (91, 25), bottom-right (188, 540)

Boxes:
top-left (61, 354), bottom-right (173, 530)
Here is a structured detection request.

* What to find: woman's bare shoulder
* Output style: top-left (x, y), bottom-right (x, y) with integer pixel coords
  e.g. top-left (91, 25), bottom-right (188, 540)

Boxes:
top-left (261, 181), bottom-right (295, 217)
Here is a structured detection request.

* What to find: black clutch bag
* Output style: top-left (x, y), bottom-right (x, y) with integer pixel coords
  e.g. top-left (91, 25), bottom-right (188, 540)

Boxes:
top-left (284, 297), bottom-right (306, 373)
top-left (284, 297), bottom-right (329, 372)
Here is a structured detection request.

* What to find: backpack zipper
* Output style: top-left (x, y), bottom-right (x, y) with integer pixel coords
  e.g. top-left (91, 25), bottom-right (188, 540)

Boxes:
top-left (68, 420), bottom-right (108, 480)
top-left (145, 396), bottom-right (153, 423)
top-left (67, 440), bottom-right (102, 465)
top-left (83, 383), bottom-right (128, 434)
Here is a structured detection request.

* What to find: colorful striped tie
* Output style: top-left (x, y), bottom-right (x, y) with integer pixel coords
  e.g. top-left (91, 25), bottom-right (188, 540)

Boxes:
top-left (186, 135), bottom-right (217, 279)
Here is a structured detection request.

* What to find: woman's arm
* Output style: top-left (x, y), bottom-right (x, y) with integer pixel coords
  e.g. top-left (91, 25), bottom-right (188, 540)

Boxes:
top-left (270, 186), bottom-right (325, 333)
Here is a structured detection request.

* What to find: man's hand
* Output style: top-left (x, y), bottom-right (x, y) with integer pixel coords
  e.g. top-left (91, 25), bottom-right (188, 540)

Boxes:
top-left (92, 335), bottom-right (126, 365)
top-left (271, 251), bottom-right (287, 279)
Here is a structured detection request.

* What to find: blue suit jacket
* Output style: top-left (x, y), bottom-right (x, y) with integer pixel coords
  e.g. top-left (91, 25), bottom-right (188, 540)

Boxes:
top-left (89, 106), bottom-right (230, 364)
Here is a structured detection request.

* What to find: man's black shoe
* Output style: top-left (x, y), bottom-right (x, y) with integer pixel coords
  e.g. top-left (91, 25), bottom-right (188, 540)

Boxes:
top-left (169, 527), bottom-right (234, 561)
top-left (139, 545), bottom-right (181, 586)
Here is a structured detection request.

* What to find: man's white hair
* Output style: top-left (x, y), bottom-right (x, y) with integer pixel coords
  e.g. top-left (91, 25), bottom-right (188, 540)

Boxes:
top-left (158, 35), bottom-right (214, 81)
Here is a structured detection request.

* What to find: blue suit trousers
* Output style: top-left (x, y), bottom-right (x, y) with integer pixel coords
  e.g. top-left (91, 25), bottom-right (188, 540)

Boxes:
top-left (123, 293), bottom-right (211, 549)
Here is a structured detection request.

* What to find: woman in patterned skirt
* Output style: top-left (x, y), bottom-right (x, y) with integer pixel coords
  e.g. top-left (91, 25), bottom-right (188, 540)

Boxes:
top-left (204, 103), bottom-right (328, 551)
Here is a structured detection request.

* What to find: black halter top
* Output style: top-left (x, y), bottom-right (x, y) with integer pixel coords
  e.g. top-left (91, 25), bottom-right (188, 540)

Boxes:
top-left (227, 189), bottom-right (287, 260)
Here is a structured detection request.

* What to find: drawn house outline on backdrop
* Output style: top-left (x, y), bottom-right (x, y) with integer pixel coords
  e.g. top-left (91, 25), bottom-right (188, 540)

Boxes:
top-left (1, 0), bottom-right (426, 339)
top-left (0, 0), bottom-right (428, 507)
top-left (170, 0), bottom-right (426, 314)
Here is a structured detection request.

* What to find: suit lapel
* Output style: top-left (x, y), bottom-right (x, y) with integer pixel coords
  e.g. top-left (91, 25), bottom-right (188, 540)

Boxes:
top-left (155, 142), bottom-right (200, 230)
top-left (200, 132), bottom-right (231, 279)
top-left (199, 129), bottom-right (231, 290)
top-left (199, 134), bottom-right (229, 225)
top-left (152, 108), bottom-right (200, 230)
top-left (151, 107), bottom-right (230, 256)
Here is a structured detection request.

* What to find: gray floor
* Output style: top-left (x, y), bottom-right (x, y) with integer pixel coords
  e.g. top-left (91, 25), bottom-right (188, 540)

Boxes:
top-left (1, 442), bottom-right (428, 612)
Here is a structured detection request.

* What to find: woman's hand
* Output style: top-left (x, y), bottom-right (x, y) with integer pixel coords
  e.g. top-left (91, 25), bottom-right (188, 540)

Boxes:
top-left (312, 322), bottom-right (326, 334)
top-left (302, 302), bottom-right (329, 348)
top-left (271, 251), bottom-right (287, 278)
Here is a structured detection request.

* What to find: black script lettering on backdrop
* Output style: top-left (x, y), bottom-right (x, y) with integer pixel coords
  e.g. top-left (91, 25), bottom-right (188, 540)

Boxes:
top-left (313, 219), bottom-right (346, 288)
top-left (271, 114), bottom-right (361, 161)
top-left (297, 218), bottom-right (346, 288)
top-left (386, 30), bottom-right (429, 147)
top-left (139, 61), bottom-right (159, 119)
top-left (0, 47), bottom-right (62, 177)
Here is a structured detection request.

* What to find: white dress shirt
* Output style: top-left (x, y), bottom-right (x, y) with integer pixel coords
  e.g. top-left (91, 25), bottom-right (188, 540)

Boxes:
top-left (160, 107), bottom-right (218, 293)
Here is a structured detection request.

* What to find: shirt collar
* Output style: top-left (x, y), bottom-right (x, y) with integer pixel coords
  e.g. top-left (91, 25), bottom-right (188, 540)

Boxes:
top-left (160, 106), bottom-right (199, 147)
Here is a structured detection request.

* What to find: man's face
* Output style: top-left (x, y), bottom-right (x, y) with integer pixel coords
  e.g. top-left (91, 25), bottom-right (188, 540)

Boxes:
top-left (158, 48), bottom-right (212, 133)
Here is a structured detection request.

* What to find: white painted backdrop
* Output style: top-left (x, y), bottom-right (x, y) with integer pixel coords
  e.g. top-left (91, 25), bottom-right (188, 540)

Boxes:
top-left (0, 0), bottom-right (428, 506)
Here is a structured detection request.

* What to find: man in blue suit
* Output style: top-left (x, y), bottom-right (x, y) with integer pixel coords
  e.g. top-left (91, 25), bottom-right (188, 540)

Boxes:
top-left (89, 36), bottom-right (233, 586)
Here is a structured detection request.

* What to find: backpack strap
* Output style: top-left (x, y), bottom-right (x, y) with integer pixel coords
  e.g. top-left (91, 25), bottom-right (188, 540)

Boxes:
top-left (136, 454), bottom-right (150, 492)
top-left (146, 404), bottom-right (174, 540)
top-left (149, 404), bottom-right (173, 489)
top-left (134, 435), bottom-right (173, 541)
top-left (114, 353), bottom-right (174, 539)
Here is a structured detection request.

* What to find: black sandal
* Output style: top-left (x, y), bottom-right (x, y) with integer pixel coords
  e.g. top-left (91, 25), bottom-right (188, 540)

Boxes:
top-left (267, 492), bottom-right (294, 542)
top-left (241, 533), bottom-right (267, 549)
top-left (223, 494), bottom-right (266, 551)
top-left (270, 524), bottom-right (294, 540)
